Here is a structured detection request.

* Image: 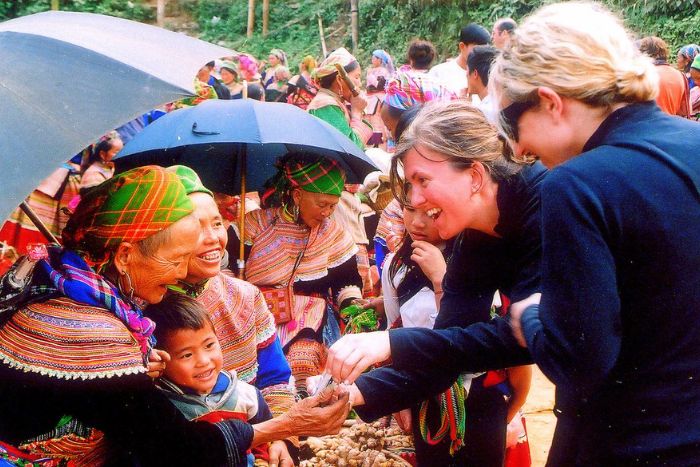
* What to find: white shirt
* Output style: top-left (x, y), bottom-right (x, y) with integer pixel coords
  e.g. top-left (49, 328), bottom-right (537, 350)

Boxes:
top-left (382, 252), bottom-right (439, 329)
top-left (429, 59), bottom-right (468, 96)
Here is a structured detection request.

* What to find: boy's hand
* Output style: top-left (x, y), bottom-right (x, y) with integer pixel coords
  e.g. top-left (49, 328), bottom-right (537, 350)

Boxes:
top-left (268, 440), bottom-right (293, 467)
top-left (147, 348), bottom-right (170, 379)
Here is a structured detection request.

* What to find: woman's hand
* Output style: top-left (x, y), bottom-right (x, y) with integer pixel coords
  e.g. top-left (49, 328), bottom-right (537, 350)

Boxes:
top-left (284, 384), bottom-right (351, 436)
top-left (326, 332), bottom-right (391, 384)
top-left (350, 94), bottom-right (368, 116)
top-left (268, 440), bottom-right (294, 467)
top-left (509, 293), bottom-right (541, 347)
top-left (411, 241), bottom-right (447, 287)
top-left (147, 348), bottom-right (171, 379)
top-left (393, 408), bottom-right (412, 433)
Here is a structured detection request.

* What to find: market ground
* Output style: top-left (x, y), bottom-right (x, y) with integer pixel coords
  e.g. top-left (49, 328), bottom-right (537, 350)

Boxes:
top-left (522, 367), bottom-right (556, 466)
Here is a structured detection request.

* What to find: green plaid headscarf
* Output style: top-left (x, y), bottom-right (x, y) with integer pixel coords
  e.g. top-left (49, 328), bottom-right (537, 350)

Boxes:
top-left (285, 159), bottom-right (345, 196)
top-left (62, 165), bottom-right (194, 266)
top-left (166, 165), bottom-right (213, 197)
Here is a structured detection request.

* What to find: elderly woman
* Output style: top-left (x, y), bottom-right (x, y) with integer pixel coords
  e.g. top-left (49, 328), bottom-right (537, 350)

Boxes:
top-left (308, 48), bottom-right (372, 149)
top-left (229, 153), bottom-right (363, 398)
top-left (326, 2), bottom-right (700, 465)
top-left (0, 166), bottom-right (349, 466)
top-left (167, 166), bottom-right (297, 462)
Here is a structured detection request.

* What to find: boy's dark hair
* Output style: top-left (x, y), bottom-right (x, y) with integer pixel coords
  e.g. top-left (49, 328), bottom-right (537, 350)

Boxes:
top-left (467, 45), bottom-right (498, 87)
top-left (407, 39), bottom-right (436, 70)
top-left (460, 23), bottom-right (490, 46)
top-left (146, 293), bottom-right (214, 345)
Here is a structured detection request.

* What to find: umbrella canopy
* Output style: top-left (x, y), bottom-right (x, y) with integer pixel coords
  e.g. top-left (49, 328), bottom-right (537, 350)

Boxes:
top-left (115, 99), bottom-right (379, 194)
top-left (0, 11), bottom-right (235, 222)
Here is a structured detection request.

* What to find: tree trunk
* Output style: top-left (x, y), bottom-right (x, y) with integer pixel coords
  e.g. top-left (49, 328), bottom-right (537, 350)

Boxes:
top-left (247, 0), bottom-right (256, 38)
top-left (156, 0), bottom-right (166, 27)
top-left (262, 0), bottom-right (270, 37)
top-left (317, 13), bottom-right (328, 57)
top-left (51, 0), bottom-right (59, 10)
top-left (350, 0), bottom-right (359, 54)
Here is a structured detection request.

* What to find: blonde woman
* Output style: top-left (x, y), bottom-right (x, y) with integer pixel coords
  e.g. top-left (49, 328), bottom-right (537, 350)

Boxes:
top-left (325, 2), bottom-right (700, 464)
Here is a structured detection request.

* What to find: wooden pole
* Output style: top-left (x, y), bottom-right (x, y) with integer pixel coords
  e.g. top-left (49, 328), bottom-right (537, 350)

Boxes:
top-left (20, 202), bottom-right (59, 244)
top-left (156, 0), bottom-right (166, 28)
top-left (350, 0), bottom-right (359, 54)
top-left (262, 0), bottom-right (269, 38)
top-left (51, 0), bottom-right (59, 10)
top-left (247, 0), bottom-right (256, 38)
top-left (317, 13), bottom-right (328, 58)
top-left (237, 148), bottom-right (247, 279)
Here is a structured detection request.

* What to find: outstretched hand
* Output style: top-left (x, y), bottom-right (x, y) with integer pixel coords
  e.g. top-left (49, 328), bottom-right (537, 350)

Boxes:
top-left (284, 384), bottom-right (351, 437)
top-left (325, 331), bottom-right (391, 384)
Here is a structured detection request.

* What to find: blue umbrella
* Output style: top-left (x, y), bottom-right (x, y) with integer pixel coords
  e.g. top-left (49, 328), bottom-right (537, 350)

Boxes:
top-left (115, 98), bottom-right (379, 276)
top-left (0, 11), bottom-right (236, 224)
top-left (115, 98), bottom-right (378, 194)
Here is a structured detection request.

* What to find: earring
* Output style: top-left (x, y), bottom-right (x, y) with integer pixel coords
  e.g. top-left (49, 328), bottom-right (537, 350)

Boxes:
top-left (292, 203), bottom-right (300, 223)
top-left (118, 270), bottom-right (135, 302)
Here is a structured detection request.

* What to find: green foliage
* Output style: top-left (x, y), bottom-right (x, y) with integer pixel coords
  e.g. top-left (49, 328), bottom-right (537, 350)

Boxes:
top-left (0, 0), bottom-right (153, 22)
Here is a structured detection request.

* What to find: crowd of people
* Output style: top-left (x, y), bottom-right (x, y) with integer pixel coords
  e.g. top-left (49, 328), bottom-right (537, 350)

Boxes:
top-left (1, 1), bottom-right (700, 466)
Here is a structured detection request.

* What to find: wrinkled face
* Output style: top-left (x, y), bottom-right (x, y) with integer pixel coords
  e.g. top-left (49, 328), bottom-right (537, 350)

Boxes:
top-left (220, 68), bottom-right (236, 85)
top-left (268, 54), bottom-right (280, 67)
top-left (293, 189), bottom-right (340, 229)
top-left (402, 145), bottom-right (474, 240)
top-left (130, 215), bottom-right (200, 304)
top-left (403, 203), bottom-right (442, 244)
top-left (161, 323), bottom-right (223, 395)
top-left (100, 139), bottom-right (123, 163)
top-left (185, 193), bottom-right (227, 283)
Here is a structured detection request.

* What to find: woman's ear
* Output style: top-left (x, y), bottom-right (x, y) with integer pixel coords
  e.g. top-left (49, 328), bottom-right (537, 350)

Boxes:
top-left (113, 242), bottom-right (135, 273)
top-left (536, 86), bottom-right (564, 119)
top-left (291, 188), bottom-right (302, 205)
top-left (470, 162), bottom-right (487, 194)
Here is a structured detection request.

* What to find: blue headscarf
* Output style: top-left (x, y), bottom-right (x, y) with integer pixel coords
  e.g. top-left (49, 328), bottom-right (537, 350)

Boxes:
top-left (372, 49), bottom-right (395, 75)
top-left (679, 44), bottom-right (700, 73)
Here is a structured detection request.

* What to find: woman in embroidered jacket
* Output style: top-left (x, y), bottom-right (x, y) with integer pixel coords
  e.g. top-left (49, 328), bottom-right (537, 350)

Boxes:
top-left (239, 153), bottom-right (363, 397)
top-left (0, 166), bottom-right (350, 466)
top-left (308, 48), bottom-right (373, 149)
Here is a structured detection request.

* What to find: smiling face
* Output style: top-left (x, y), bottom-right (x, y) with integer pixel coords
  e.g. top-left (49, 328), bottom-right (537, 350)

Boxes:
top-left (127, 215), bottom-right (200, 304)
top-left (161, 322), bottom-right (223, 395)
top-left (403, 203), bottom-right (442, 244)
top-left (293, 189), bottom-right (340, 229)
top-left (185, 193), bottom-right (227, 284)
top-left (402, 145), bottom-right (475, 240)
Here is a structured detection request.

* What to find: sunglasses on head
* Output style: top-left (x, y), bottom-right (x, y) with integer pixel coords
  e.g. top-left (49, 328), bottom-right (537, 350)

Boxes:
top-left (500, 98), bottom-right (538, 142)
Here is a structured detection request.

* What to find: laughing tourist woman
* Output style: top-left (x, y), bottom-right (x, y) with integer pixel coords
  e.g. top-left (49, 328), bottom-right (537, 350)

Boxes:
top-left (0, 166), bottom-right (349, 466)
top-left (325, 2), bottom-right (700, 465)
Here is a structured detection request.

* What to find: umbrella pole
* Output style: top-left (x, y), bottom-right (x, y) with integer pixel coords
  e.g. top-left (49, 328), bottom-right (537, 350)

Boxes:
top-left (238, 147), bottom-right (247, 279)
top-left (19, 201), bottom-right (60, 244)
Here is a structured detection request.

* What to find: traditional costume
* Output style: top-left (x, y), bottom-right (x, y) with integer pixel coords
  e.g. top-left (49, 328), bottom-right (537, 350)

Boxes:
top-left (244, 157), bottom-right (363, 396)
top-left (0, 166), bottom-right (254, 466)
top-left (308, 48), bottom-right (373, 149)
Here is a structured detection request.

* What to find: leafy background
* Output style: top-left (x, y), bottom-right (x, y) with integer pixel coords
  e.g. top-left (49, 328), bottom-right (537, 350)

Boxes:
top-left (2, 0), bottom-right (700, 70)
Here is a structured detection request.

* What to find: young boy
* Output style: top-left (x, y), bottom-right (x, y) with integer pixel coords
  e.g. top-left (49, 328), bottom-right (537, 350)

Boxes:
top-left (146, 293), bottom-right (285, 467)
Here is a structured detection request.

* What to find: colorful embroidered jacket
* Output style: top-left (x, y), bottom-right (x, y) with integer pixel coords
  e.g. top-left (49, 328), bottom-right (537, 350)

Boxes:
top-left (0, 297), bottom-right (253, 466)
top-left (244, 208), bottom-right (363, 347)
top-left (195, 271), bottom-right (294, 417)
